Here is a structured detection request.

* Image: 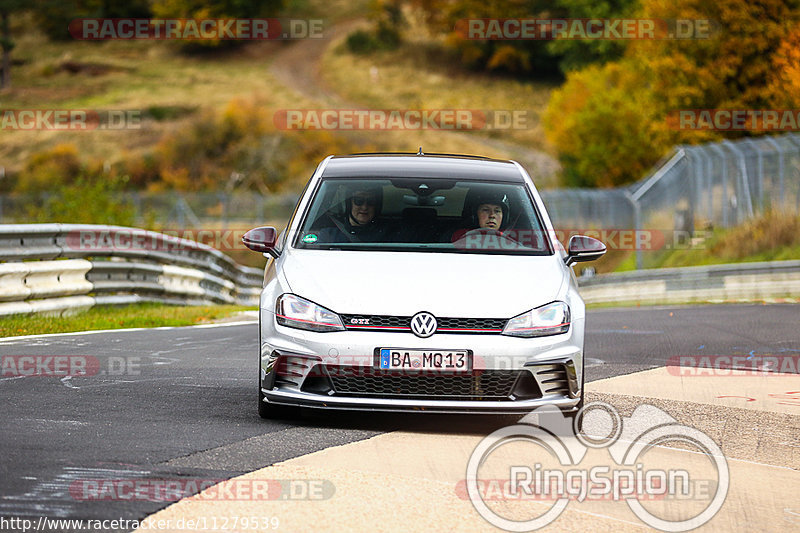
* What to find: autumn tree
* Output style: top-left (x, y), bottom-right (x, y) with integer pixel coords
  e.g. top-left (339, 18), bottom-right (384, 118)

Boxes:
top-left (767, 26), bottom-right (800, 107)
top-left (546, 0), bottom-right (638, 73)
top-left (545, 0), bottom-right (800, 188)
top-left (32, 0), bottom-right (152, 41)
top-left (628, 0), bottom-right (800, 112)
top-left (544, 62), bottom-right (672, 187)
top-left (407, 0), bottom-right (565, 76)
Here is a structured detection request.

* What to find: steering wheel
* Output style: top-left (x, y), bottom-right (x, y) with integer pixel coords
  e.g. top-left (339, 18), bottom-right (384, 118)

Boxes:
top-left (462, 227), bottom-right (523, 246)
top-left (451, 228), bottom-right (526, 251)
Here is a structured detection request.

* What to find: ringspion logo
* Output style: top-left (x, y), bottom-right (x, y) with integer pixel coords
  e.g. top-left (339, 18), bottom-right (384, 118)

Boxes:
top-left (465, 403), bottom-right (729, 531)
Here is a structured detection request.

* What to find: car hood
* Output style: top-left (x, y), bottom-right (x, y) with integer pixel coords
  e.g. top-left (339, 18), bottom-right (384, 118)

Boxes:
top-left (280, 250), bottom-right (566, 317)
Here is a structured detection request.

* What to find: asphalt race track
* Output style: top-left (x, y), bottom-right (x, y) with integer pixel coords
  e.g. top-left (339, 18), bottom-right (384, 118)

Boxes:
top-left (1, 304), bottom-right (798, 532)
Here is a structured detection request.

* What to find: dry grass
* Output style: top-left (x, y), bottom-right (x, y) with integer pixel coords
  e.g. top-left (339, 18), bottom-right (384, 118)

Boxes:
top-left (710, 210), bottom-right (800, 259)
top-left (319, 35), bottom-right (557, 154)
top-left (0, 23), bottom-right (320, 173)
top-left (644, 210), bottom-right (800, 269)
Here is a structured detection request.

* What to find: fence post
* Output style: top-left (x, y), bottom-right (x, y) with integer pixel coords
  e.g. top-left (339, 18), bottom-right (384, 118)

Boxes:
top-left (681, 145), bottom-right (696, 235)
top-left (783, 134), bottom-right (800, 211)
top-left (625, 191), bottom-right (642, 270)
top-left (709, 144), bottom-right (729, 227)
top-left (722, 140), bottom-right (754, 221)
top-left (763, 136), bottom-right (786, 209)
top-left (697, 146), bottom-right (714, 222)
top-left (743, 139), bottom-right (763, 212)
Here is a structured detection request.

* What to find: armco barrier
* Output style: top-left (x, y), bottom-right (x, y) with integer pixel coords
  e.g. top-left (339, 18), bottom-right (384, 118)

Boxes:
top-left (2, 224), bottom-right (796, 316)
top-left (0, 224), bottom-right (265, 316)
top-left (577, 260), bottom-right (800, 305)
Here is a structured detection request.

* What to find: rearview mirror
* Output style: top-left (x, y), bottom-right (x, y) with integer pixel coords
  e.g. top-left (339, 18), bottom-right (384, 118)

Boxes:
top-left (565, 235), bottom-right (606, 266)
top-left (242, 226), bottom-right (279, 258)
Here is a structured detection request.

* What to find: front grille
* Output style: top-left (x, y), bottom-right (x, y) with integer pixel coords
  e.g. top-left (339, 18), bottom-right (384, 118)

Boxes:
top-left (340, 314), bottom-right (507, 334)
top-left (325, 367), bottom-right (526, 400)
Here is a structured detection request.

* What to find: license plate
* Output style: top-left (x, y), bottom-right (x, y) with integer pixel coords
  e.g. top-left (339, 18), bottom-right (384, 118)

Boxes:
top-left (377, 349), bottom-right (471, 372)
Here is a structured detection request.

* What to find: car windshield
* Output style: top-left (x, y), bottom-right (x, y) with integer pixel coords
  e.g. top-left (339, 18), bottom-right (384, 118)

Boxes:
top-left (293, 177), bottom-right (552, 255)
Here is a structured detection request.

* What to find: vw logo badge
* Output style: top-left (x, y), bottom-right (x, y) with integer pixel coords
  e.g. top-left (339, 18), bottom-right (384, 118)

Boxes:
top-left (410, 312), bottom-right (437, 338)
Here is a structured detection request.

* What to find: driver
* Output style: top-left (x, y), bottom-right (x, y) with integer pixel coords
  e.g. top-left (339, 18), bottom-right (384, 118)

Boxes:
top-left (316, 185), bottom-right (389, 243)
top-left (476, 201), bottom-right (504, 230)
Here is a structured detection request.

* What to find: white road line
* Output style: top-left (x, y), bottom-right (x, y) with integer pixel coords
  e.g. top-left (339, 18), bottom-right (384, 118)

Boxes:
top-left (60, 376), bottom-right (79, 389)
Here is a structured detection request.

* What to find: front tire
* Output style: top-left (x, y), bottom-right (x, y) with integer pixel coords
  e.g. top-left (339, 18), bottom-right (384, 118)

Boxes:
top-left (258, 386), bottom-right (272, 419)
top-left (258, 377), bottom-right (291, 419)
top-left (565, 360), bottom-right (585, 433)
top-left (258, 375), bottom-right (297, 419)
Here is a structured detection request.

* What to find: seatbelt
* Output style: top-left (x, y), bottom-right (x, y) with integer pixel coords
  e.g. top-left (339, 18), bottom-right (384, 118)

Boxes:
top-left (327, 213), bottom-right (359, 243)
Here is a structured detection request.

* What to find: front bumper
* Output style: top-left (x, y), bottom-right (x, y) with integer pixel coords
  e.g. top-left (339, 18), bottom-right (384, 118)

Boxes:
top-left (260, 315), bottom-right (585, 414)
top-left (261, 387), bottom-right (581, 414)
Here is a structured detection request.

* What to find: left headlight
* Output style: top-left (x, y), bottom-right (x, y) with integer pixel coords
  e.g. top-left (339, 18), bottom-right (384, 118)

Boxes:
top-left (502, 301), bottom-right (570, 338)
top-left (275, 294), bottom-right (345, 333)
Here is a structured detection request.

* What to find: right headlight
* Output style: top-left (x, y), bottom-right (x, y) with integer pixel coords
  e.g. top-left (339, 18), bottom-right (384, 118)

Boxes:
top-left (502, 301), bottom-right (570, 338)
top-left (275, 294), bottom-right (344, 333)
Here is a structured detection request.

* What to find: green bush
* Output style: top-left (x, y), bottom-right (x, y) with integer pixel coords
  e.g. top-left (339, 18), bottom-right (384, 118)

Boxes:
top-left (26, 174), bottom-right (136, 225)
top-left (345, 29), bottom-right (372, 54)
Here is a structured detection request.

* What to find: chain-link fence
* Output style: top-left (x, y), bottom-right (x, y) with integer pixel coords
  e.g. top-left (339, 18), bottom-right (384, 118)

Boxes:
top-left (541, 132), bottom-right (800, 269)
top-left (3, 133), bottom-right (798, 269)
top-left (0, 191), bottom-right (300, 229)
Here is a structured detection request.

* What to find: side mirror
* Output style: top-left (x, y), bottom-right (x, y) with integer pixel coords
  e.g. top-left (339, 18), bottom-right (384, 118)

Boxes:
top-left (565, 235), bottom-right (606, 266)
top-left (242, 226), bottom-right (280, 258)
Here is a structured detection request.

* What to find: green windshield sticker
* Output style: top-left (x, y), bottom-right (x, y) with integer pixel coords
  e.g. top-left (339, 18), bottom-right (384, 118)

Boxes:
top-left (302, 234), bottom-right (318, 243)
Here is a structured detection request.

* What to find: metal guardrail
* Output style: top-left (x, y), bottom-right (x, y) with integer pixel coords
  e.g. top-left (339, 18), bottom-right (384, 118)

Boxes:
top-left (0, 224), bottom-right (264, 316)
top-left (3, 224), bottom-right (795, 315)
top-left (577, 260), bottom-right (800, 305)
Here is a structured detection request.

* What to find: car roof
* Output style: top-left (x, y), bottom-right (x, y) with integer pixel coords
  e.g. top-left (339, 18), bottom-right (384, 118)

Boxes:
top-left (321, 154), bottom-right (525, 182)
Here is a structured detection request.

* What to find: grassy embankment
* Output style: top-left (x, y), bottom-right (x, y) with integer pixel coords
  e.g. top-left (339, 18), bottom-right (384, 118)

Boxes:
top-left (608, 211), bottom-right (800, 272)
top-left (0, 304), bottom-right (255, 338)
top-left (319, 22), bottom-right (560, 186)
top-left (1, 14), bottom-right (555, 178)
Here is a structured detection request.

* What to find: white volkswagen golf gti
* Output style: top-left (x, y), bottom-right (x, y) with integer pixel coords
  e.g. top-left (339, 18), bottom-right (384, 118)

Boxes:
top-left (243, 153), bottom-right (605, 418)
